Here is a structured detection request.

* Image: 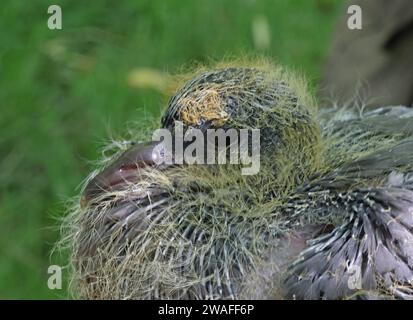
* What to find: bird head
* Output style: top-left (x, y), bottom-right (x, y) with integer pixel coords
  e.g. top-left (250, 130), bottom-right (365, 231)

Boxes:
top-left (81, 62), bottom-right (323, 207)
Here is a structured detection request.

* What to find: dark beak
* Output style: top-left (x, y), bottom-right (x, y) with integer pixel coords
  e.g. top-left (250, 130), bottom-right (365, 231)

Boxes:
top-left (81, 141), bottom-right (166, 207)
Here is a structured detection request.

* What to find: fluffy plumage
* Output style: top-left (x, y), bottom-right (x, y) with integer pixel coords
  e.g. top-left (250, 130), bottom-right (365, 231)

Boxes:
top-left (61, 61), bottom-right (413, 299)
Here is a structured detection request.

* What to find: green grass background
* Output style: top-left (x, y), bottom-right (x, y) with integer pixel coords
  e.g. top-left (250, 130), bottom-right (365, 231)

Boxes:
top-left (0, 0), bottom-right (344, 299)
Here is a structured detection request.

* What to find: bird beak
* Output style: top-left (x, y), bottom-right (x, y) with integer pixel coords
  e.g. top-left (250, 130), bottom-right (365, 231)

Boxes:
top-left (81, 141), bottom-right (167, 207)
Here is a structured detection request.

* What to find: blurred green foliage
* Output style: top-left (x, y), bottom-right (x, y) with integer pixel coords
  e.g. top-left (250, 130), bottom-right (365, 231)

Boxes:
top-left (0, 0), bottom-right (343, 298)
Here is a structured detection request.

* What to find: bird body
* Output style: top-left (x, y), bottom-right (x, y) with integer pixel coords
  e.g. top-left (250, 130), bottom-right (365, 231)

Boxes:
top-left (62, 61), bottom-right (413, 299)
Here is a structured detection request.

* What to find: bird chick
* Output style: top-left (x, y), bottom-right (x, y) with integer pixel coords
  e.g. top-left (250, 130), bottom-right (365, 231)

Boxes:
top-left (61, 60), bottom-right (413, 300)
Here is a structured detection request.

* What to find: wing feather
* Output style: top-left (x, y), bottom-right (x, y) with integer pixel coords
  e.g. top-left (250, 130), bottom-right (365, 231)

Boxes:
top-left (285, 187), bottom-right (413, 299)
